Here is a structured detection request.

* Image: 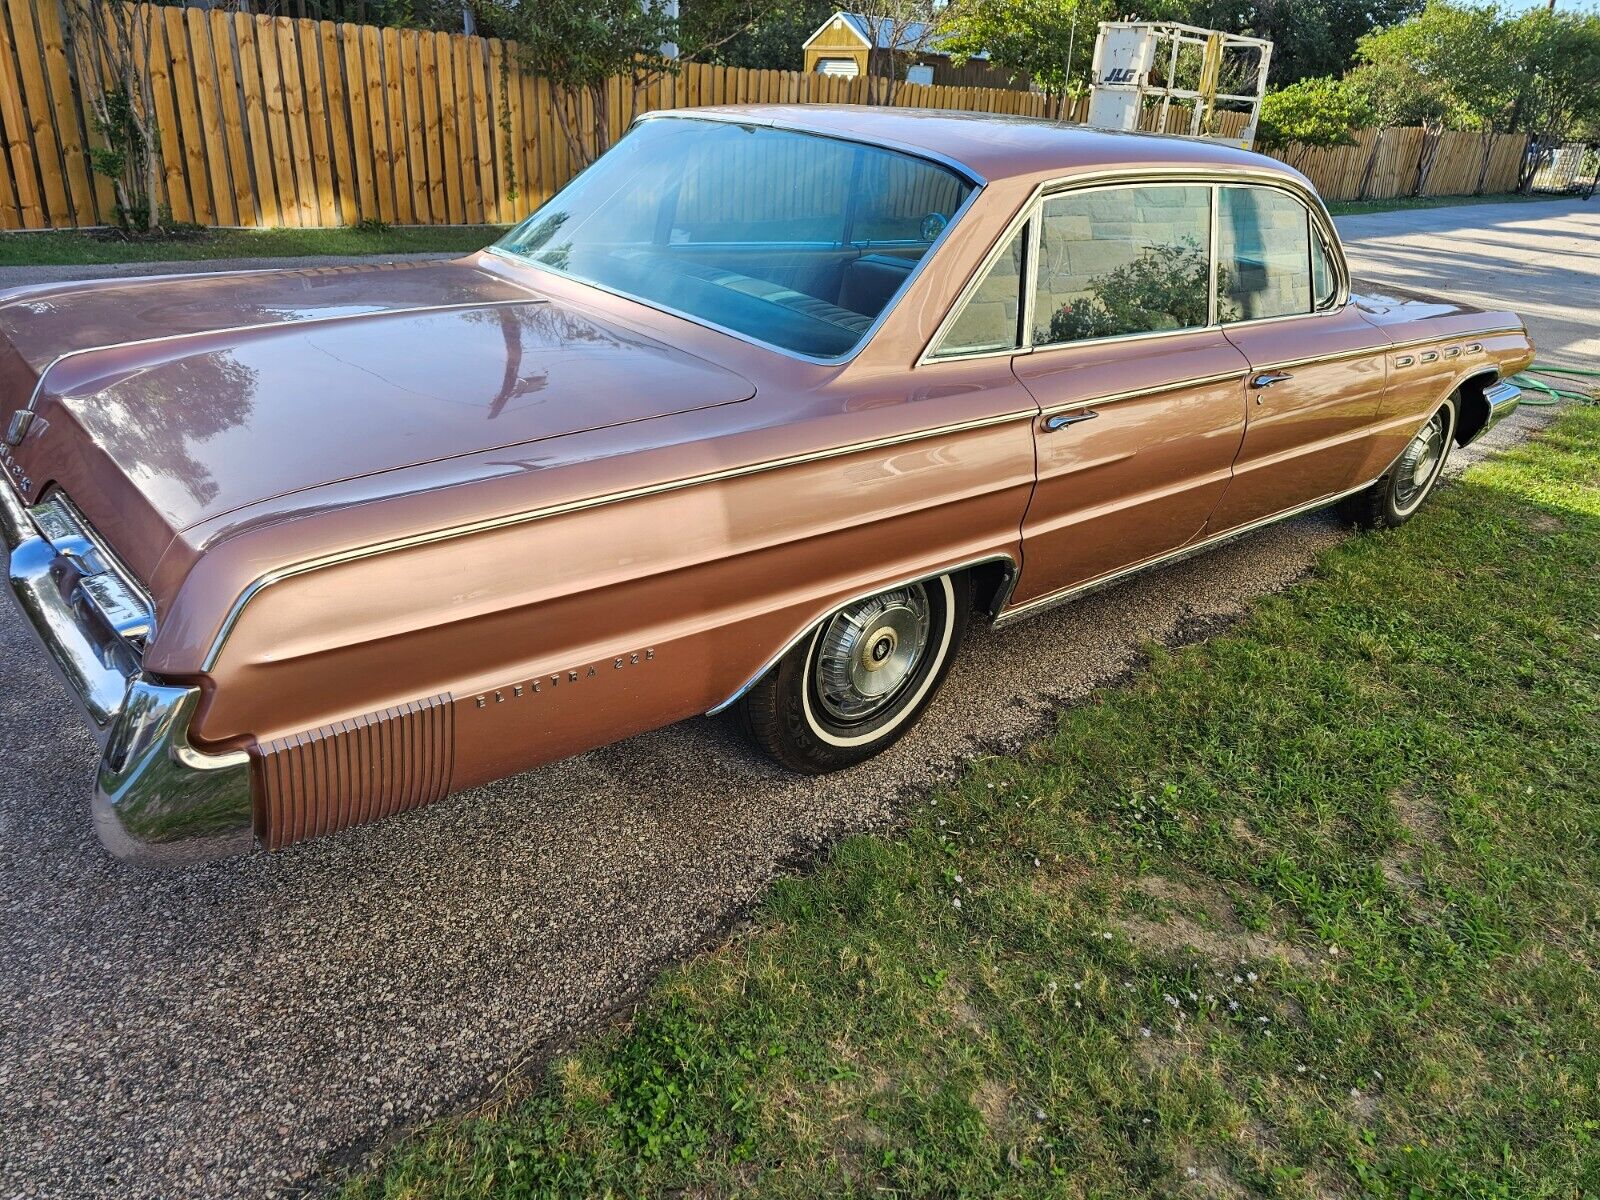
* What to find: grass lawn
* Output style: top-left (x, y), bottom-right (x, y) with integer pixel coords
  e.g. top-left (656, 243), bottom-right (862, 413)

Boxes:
top-left (347, 407), bottom-right (1600, 1199)
top-left (1325, 192), bottom-right (1568, 217)
top-left (0, 224), bottom-right (506, 267)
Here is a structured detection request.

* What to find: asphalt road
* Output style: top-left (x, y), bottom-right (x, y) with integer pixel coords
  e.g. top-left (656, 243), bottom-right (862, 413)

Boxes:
top-left (0, 198), bottom-right (1592, 1199)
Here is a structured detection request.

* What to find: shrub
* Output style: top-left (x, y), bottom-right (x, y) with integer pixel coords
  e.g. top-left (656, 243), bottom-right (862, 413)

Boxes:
top-left (1256, 76), bottom-right (1376, 151)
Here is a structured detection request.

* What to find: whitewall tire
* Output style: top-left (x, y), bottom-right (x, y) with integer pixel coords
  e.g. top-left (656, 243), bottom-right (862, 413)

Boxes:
top-left (737, 573), bottom-right (969, 773)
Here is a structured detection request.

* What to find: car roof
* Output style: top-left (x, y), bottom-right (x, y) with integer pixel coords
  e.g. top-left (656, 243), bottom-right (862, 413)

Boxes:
top-left (649, 105), bottom-right (1304, 190)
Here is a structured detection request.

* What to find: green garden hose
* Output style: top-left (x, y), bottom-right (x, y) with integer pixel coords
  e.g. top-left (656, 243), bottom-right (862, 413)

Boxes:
top-left (1510, 362), bottom-right (1600, 406)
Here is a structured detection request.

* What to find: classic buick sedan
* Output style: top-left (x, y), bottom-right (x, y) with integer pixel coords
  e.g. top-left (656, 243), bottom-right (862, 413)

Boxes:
top-left (1, 107), bottom-right (1530, 865)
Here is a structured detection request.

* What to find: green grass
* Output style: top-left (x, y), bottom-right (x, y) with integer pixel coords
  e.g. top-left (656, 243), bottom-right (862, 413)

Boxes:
top-left (0, 224), bottom-right (507, 267)
top-left (347, 410), bottom-right (1600, 1199)
top-left (1325, 191), bottom-right (1566, 217)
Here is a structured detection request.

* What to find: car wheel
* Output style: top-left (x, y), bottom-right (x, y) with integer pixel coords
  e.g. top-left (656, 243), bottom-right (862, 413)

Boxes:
top-left (1339, 396), bottom-right (1457, 530)
top-left (737, 572), bottom-right (969, 773)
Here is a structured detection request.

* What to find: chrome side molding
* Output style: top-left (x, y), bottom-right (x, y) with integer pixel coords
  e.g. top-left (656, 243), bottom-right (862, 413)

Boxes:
top-left (994, 476), bottom-right (1380, 627)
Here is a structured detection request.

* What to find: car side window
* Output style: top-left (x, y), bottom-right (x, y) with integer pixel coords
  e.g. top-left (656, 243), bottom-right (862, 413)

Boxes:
top-left (1031, 184), bottom-right (1212, 346)
top-left (1217, 186), bottom-right (1316, 322)
top-left (932, 224), bottom-right (1027, 356)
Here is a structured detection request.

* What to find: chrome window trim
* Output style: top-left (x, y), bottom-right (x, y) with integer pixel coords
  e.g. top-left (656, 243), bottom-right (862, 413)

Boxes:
top-left (1023, 213), bottom-right (1042, 351)
top-left (635, 109), bottom-right (991, 188)
top-left (1207, 181), bottom-right (1221, 327)
top-left (1028, 178), bottom-right (1218, 353)
top-left (918, 165), bottom-right (1351, 368)
top-left (921, 187), bottom-right (1043, 364)
top-left (199, 407), bottom-right (1037, 670)
top-left (1212, 178), bottom-right (1347, 329)
top-left (924, 217), bottom-right (1033, 361)
top-left (490, 114), bottom-right (985, 368)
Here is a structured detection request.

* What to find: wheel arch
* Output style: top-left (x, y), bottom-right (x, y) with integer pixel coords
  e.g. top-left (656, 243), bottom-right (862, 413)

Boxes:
top-left (705, 552), bottom-right (1016, 716)
top-left (1451, 367), bottom-right (1503, 447)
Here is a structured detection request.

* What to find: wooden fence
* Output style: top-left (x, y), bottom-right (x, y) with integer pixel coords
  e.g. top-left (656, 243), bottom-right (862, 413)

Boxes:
top-left (0, 0), bottom-right (1533, 231)
top-left (1273, 124), bottom-right (1527, 202)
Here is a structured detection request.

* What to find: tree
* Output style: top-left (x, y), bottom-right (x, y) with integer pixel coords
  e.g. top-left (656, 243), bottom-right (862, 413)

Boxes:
top-left (678, 0), bottom-right (837, 70)
top-left (858, 0), bottom-right (946, 103)
top-left (63, 0), bottom-right (162, 232)
top-left (1180, 0), bottom-right (1422, 85)
top-left (1355, 2), bottom-right (1521, 192)
top-left (1505, 6), bottom-right (1600, 177)
top-left (472, 0), bottom-right (677, 168)
top-left (1255, 76), bottom-right (1375, 165)
top-left (939, 0), bottom-right (1112, 113)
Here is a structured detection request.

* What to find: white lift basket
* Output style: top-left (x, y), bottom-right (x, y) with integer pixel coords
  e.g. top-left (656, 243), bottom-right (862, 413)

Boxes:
top-left (1087, 22), bottom-right (1273, 150)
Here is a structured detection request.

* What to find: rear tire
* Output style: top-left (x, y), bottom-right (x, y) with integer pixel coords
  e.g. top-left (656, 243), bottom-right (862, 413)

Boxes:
top-left (1339, 396), bottom-right (1457, 530)
top-left (738, 573), bottom-right (969, 773)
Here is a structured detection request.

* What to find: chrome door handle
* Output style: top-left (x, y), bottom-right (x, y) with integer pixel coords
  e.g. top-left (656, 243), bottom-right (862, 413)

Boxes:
top-left (1042, 409), bottom-right (1098, 432)
top-left (1251, 371), bottom-right (1293, 389)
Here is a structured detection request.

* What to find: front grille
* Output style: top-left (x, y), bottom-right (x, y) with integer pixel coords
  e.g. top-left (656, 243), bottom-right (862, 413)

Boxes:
top-left (257, 694), bottom-right (456, 849)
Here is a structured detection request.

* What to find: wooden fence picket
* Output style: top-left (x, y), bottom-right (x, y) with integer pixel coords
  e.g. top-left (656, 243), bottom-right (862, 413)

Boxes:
top-left (0, 0), bottom-right (1543, 231)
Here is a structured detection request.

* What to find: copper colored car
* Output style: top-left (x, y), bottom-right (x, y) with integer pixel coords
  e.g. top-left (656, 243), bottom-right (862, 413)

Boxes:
top-left (0, 107), bottom-right (1532, 866)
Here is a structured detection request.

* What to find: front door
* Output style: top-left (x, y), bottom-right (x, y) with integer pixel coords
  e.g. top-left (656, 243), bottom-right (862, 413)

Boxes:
top-left (1205, 184), bottom-right (1390, 533)
top-left (1005, 183), bottom-right (1250, 609)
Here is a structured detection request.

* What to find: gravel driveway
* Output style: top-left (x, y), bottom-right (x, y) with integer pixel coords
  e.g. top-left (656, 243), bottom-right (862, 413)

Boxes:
top-left (1, 198), bottom-right (1592, 1200)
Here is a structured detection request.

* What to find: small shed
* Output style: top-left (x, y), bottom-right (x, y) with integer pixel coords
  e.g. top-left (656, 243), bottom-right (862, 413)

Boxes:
top-left (800, 11), bottom-right (1026, 90)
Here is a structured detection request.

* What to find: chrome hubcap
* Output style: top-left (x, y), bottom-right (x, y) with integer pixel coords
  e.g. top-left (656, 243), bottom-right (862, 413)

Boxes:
top-left (1395, 411), bottom-right (1447, 511)
top-left (813, 584), bottom-right (932, 723)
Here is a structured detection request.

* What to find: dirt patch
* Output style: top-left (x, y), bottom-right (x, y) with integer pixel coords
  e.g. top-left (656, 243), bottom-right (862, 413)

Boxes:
top-left (1119, 876), bottom-right (1313, 968)
top-left (1391, 787), bottom-right (1443, 843)
top-left (1134, 1031), bottom-right (1192, 1074)
top-left (1381, 787), bottom-right (1443, 892)
top-left (1379, 858), bottom-right (1423, 891)
top-left (972, 1079), bottom-right (1011, 1130)
top-left (1229, 817), bottom-right (1268, 853)
top-left (1176, 1155), bottom-right (1248, 1197)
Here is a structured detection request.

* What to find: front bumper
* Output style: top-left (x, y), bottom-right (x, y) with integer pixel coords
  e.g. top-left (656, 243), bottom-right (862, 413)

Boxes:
top-left (1463, 380), bottom-right (1522, 446)
top-left (1, 482), bottom-right (255, 867)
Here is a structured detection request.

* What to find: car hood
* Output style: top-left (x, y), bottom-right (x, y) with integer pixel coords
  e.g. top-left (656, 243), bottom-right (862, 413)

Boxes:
top-left (0, 258), bottom-right (755, 583)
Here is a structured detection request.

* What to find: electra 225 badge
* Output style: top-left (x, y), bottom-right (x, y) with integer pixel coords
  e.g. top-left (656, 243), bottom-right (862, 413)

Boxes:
top-left (473, 647), bottom-right (656, 709)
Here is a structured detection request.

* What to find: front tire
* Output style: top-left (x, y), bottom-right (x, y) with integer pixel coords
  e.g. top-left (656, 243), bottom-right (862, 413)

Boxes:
top-left (1339, 396), bottom-right (1457, 530)
top-left (738, 573), bottom-right (969, 773)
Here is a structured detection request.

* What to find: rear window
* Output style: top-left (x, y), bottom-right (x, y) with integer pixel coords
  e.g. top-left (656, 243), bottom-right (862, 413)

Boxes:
top-left (497, 118), bottom-right (975, 359)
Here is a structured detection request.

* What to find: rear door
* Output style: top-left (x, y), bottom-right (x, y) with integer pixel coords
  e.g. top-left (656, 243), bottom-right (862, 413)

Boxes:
top-left (1002, 183), bottom-right (1249, 609)
top-left (1205, 184), bottom-right (1390, 533)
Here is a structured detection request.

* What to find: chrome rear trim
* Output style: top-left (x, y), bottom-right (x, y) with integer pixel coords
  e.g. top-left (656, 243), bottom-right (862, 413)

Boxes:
top-left (2, 482), bottom-right (131, 732)
top-left (2, 482), bottom-right (254, 866)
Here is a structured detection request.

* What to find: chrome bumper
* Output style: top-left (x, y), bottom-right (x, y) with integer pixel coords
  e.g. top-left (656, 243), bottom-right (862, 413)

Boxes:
top-left (1, 482), bottom-right (256, 867)
top-left (1465, 380), bottom-right (1522, 446)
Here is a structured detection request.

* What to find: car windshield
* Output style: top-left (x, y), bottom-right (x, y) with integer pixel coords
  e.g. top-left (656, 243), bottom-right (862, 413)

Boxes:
top-left (495, 117), bottom-right (975, 359)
